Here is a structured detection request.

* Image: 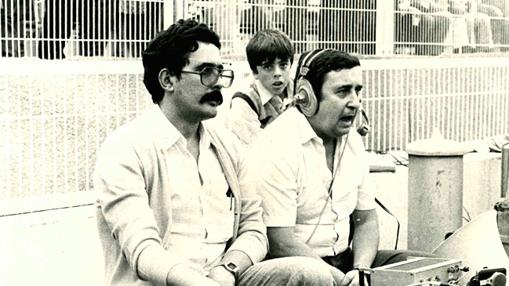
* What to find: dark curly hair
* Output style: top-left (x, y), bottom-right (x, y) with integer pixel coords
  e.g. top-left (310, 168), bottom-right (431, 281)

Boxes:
top-left (142, 19), bottom-right (221, 103)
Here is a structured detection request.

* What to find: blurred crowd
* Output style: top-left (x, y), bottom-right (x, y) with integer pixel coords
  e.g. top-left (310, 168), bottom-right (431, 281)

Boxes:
top-left (395, 0), bottom-right (509, 55)
top-left (0, 0), bottom-right (162, 59)
top-left (2, 0), bottom-right (508, 58)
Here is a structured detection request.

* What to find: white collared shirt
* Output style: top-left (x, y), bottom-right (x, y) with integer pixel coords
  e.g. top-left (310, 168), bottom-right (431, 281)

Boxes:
top-left (254, 79), bottom-right (277, 105)
top-left (243, 108), bottom-right (376, 257)
top-left (155, 108), bottom-right (234, 274)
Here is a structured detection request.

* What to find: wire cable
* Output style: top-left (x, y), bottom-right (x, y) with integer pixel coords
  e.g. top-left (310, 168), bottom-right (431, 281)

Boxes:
top-left (375, 198), bottom-right (400, 250)
top-left (305, 134), bottom-right (349, 244)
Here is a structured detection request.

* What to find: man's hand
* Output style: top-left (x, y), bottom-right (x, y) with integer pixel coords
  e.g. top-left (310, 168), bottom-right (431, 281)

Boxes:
top-left (328, 266), bottom-right (346, 285)
top-left (166, 263), bottom-right (220, 286)
top-left (207, 265), bottom-right (236, 286)
top-left (340, 269), bottom-right (369, 286)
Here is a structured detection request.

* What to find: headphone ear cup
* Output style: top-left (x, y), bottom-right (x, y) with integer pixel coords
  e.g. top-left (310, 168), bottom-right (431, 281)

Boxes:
top-left (296, 79), bottom-right (318, 117)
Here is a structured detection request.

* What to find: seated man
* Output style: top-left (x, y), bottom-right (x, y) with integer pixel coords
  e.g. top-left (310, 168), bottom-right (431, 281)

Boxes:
top-left (476, 0), bottom-right (506, 50)
top-left (243, 49), bottom-right (431, 286)
top-left (395, 0), bottom-right (451, 55)
top-left (229, 29), bottom-right (295, 145)
top-left (446, 0), bottom-right (494, 53)
top-left (94, 18), bottom-right (335, 286)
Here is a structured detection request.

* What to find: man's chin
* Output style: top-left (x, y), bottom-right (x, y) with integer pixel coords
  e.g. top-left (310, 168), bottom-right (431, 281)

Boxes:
top-left (334, 126), bottom-right (352, 137)
top-left (200, 103), bottom-right (219, 118)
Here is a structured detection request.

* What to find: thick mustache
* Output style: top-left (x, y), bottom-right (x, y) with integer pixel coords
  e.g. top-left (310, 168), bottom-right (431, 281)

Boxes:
top-left (200, 91), bottom-right (223, 105)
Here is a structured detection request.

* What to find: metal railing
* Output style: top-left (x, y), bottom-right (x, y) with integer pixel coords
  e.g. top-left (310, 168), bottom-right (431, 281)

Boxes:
top-left (361, 57), bottom-right (509, 152)
top-left (2, 58), bottom-right (508, 199)
top-left (1, 0), bottom-right (165, 59)
top-left (2, 0), bottom-right (509, 58)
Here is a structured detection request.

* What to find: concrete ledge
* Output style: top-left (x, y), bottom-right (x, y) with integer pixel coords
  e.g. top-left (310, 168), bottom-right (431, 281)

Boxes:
top-left (0, 191), bottom-right (95, 217)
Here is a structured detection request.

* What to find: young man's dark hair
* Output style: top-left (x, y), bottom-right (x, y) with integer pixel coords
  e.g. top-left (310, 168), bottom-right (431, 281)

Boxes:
top-left (295, 49), bottom-right (360, 103)
top-left (245, 29), bottom-right (295, 73)
top-left (142, 18), bottom-right (221, 103)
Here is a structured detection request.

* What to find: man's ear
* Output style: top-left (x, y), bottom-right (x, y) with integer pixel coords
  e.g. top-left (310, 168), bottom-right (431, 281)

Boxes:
top-left (158, 68), bottom-right (174, 92)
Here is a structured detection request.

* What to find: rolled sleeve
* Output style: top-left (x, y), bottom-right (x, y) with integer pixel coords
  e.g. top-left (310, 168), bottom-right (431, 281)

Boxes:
top-left (136, 243), bottom-right (185, 285)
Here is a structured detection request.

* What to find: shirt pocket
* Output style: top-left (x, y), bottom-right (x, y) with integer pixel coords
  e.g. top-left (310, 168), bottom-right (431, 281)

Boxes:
top-left (204, 195), bottom-right (235, 243)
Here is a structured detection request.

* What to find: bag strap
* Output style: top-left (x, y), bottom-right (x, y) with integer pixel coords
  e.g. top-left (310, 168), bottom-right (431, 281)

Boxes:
top-left (231, 92), bottom-right (260, 117)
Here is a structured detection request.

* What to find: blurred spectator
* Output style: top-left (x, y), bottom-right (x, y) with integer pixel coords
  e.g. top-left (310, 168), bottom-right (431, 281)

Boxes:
top-left (78, 0), bottom-right (111, 57)
top-left (395, 0), bottom-right (451, 55)
top-left (111, 0), bottom-right (162, 58)
top-left (188, 0), bottom-right (240, 57)
top-left (284, 0), bottom-right (308, 53)
top-left (476, 0), bottom-right (509, 50)
top-left (37, 0), bottom-right (72, 59)
top-left (37, 0), bottom-right (110, 59)
top-left (239, 0), bottom-right (273, 36)
top-left (446, 0), bottom-right (494, 53)
top-left (1, 0), bottom-right (37, 57)
top-left (319, 0), bottom-right (377, 55)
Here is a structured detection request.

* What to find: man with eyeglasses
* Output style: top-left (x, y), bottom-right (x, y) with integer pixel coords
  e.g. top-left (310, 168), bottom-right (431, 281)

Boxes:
top-left (94, 19), bottom-right (335, 286)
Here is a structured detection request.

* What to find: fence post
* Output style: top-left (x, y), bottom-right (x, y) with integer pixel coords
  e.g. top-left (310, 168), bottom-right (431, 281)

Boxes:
top-left (163, 0), bottom-right (174, 28)
top-left (502, 143), bottom-right (509, 198)
top-left (168, 0), bottom-right (185, 25)
top-left (406, 129), bottom-right (469, 252)
top-left (375, 1), bottom-right (394, 55)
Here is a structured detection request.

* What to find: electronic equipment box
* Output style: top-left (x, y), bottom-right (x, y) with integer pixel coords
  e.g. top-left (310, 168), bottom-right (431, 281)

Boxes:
top-left (370, 257), bottom-right (463, 286)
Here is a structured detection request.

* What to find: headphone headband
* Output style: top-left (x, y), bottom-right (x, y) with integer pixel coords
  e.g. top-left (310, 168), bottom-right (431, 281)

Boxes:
top-left (298, 49), bottom-right (331, 78)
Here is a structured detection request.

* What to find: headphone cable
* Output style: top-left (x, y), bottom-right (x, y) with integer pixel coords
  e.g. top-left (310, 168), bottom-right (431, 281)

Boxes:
top-left (306, 133), bottom-right (349, 244)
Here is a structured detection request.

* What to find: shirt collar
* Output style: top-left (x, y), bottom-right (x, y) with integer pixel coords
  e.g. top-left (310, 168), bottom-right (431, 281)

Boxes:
top-left (289, 107), bottom-right (320, 145)
top-left (293, 107), bottom-right (347, 146)
top-left (254, 80), bottom-right (275, 105)
top-left (150, 104), bottom-right (209, 151)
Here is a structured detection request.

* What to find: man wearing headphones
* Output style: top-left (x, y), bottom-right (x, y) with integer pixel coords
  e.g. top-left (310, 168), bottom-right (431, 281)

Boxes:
top-left (242, 49), bottom-right (378, 286)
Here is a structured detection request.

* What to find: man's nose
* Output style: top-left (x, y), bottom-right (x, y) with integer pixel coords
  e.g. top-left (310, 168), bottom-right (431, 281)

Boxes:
top-left (211, 81), bottom-right (224, 90)
top-left (347, 91), bottom-right (361, 109)
top-left (212, 78), bottom-right (227, 90)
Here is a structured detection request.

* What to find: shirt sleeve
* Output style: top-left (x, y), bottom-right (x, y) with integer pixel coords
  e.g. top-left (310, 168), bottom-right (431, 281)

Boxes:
top-left (241, 138), bottom-right (300, 227)
top-left (94, 133), bottom-right (183, 285)
top-left (355, 136), bottom-right (377, 210)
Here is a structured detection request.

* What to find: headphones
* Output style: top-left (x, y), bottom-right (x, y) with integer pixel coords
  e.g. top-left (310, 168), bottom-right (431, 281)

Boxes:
top-left (295, 49), bottom-right (331, 117)
top-left (295, 49), bottom-right (371, 136)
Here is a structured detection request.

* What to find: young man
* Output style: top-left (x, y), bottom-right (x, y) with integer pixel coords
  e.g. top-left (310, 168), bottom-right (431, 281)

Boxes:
top-left (94, 19), bottom-right (335, 286)
top-left (228, 29), bottom-right (295, 145)
top-left (243, 49), bottom-right (426, 286)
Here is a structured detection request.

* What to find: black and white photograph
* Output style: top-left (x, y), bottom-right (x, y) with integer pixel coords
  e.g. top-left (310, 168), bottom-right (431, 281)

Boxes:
top-left (1, 0), bottom-right (509, 285)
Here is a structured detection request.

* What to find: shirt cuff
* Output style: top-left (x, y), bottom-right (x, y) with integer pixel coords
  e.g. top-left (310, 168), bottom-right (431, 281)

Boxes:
top-left (137, 242), bottom-right (184, 285)
top-left (226, 235), bottom-right (268, 264)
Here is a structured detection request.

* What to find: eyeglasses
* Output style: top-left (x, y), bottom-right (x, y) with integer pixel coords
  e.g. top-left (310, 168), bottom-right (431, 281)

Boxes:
top-left (181, 66), bottom-right (234, 88)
